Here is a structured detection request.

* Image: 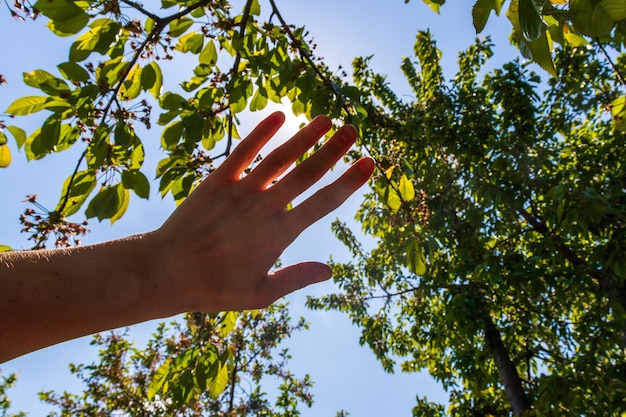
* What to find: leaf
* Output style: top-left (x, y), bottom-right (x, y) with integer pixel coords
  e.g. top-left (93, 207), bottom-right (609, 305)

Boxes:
top-left (250, 0), bottom-right (261, 15)
top-left (176, 32), bottom-right (204, 54)
top-left (147, 62), bottom-right (163, 98)
top-left (386, 186), bottom-right (402, 212)
top-left (208, 362), bottom-right (229, 399)
top-left (6, 126), bottom-right (26, 149)
top-left (33, 0), bottom-right (88, 22)
top-left (23, 69), bottom-right (55, 88)
top-left (570, 0), bottom-right (614, 37)
top-left (472, 0), bottom-right (504, 33)
top-left (47, 12), bottom-right (89, 36)
top-left (399, 174), bottom-right (416, 201)
top-left (168, 17), bottom-right (194, 37)
top-left (0, 245), bottom-right (12, 252)
top-left (120, 65), bottom-right (142, 100)
top-left (250, 86), bottom-right (268, 111)
top-left (161, 121), bottom-right (184, 150)
top-left (6, 96), bottom-right (49, 115)
top-left (218, 311), bottom-right (239, 337)
top-left (407, 240), bottom-right (427, 276)
top-left (148, 358), bottom-right (172, 401)
top-left (519, 0), bottom-right (548, 42)
top-left (85, 183), bottom-right (130, 224)
top-left (199, 40), bottom-right (218, 66)
top-left (56, 170), bottom-right (97, 216)
top-left (599, 0), bottom-right (626, 21)
top-left (121, 170), bottom-right (150, 199)
top-left (0, 145), bottom-right (11, 168)
top-left (58, 62), bottom-right (90, 82)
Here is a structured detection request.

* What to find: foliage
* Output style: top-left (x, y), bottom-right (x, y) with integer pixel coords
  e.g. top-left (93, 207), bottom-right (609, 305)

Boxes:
top-left (1, 0), bottom-right (356, 243)
top-left (0, 371), bottom-right (26, 417)
top-left (39, 303), bottom-right (315, 416)
top-left (309, 32), bottom-right (626, 415)
top-left (413, 0), bottom-right (626, 129)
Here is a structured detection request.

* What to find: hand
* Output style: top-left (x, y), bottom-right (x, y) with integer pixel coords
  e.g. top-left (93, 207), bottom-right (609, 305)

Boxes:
top-left (151, 111), bottom-right (375, 313)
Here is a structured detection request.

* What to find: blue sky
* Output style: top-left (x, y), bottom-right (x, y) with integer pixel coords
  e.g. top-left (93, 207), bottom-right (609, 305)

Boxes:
top-left (0, 1), bottom-right (521, 415)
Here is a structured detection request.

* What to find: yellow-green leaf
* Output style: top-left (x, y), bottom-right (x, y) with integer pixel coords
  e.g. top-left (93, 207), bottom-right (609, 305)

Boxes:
top-left (399, 174), bottom-right (416, 201)
top-left (0, 145), bottom-right (11, 168)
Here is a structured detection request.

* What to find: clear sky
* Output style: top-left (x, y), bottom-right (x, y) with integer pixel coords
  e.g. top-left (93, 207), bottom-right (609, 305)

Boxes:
top-left (0, 1), bottom-right (521, 415)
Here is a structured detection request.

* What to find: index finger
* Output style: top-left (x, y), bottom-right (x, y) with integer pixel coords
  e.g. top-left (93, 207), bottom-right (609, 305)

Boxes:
top-left (216, 111), bottom-right (286, 181)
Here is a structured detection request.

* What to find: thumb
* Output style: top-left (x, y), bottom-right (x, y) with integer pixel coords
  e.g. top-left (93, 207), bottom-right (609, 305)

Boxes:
top-left (264, 262), bottom-right (332, 303)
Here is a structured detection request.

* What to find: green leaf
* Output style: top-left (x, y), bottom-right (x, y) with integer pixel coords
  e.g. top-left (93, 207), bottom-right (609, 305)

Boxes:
top-left (199, 40), bottom-right (218, 66)
top-left (168, 17), bottom-right (194, 37)
top-left (176, 32), bottom-right (204, 54)
top-left (57, 62), bottom-right (90, 82)
top-left (386, 185), bottom-right (402, 212)
top-left (23, 69), bottom-right (55, 88)
top-left (250, 86), bottom-right (268, 111)
top-left (85, 183), bottom-right (130, 223)
top-left (161, 121), bottom-right (184, 150)
top-left (120, 65), bottom-right (142, 100)
top-left (0, 245), bottom-right (12, 252)
top-left (33, 0), bottom-right (88, 22)
top-left (0, 145), bottom-right (11, 168)
top-left (208, 362), bottom-right (229, 399)
top-left (570, 0), bottom-right (615, 37)
top-left (218, 311), bottom-right (239, 337)
top-left (0, 130), bottom-right (6, 146)
top-left (47, 12), bottom-right (90, 36)
top-left (6, 126), bottom-right (26, 149)
top-left (69, 19), bottom-right (121, 62)
top-left (148, 358), bottom-right (172, 401)
top-left (6, 96), bottom-right (49, 115)
top-left (407, 240), bottom-right (427, 276)
top-left (56, 170), bottom-right (97, 216)
top-left (519, 0), bottom-right (548, 42)
top-left (160, 92), bottom-right (189, 110)
top-left (121, 170), bottom-right (150, 199)
top-left (472, 0), bottom-right (503, 33)
top-left (147, 62), bottom-right (163, 98)
top-left (399, 174), bottom-right (415, 201)
top-left (599, 0), bottom-right (626, 21)
top-left (250, 0), bottom-right (261, 15)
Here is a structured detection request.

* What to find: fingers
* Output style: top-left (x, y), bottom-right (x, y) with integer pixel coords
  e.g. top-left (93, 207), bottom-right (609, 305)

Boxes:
top-left (269, 124), bottom-right (358, 205)
top-left (216, 111), bottom-right (286, 181)
top-left (285, 157), bottom-right (375, 235)
top-left (259, 262), bottom-right (332, 307)
top-left (243, 115), bottom-right (333, 190)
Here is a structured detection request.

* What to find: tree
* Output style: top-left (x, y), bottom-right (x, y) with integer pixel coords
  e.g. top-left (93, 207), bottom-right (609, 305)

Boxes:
top-left (0, 0), bottom-right (354, 411)
top-left (39, 303), bottom-right (315, 416)
top-left (414, 0), bottom-right (626, 129)
top-left (0, 0), bottom-right (355, 246)
top-left (309, 32), bottom-right (626, 415)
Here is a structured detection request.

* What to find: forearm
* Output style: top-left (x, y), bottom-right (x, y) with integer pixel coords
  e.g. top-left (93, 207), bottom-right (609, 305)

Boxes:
top-left (0, 233), bottom-right (177, 363)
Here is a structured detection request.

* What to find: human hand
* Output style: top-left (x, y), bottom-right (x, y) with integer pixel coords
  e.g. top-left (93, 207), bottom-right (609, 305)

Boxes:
top-left (151, 111), bottom-right (374, 313)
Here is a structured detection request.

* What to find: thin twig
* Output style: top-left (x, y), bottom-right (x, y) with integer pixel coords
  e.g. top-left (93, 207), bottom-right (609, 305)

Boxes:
top-left (225, 0), bottom-right (255, 157)
top-left (119, 0), bottom-right (162, 24)
top-left (595, 37), bottom-right (626, 87)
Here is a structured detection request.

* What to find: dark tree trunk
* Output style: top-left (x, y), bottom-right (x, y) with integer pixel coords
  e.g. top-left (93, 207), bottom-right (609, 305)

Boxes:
top-left (483, 314), bottom-right (532, 416)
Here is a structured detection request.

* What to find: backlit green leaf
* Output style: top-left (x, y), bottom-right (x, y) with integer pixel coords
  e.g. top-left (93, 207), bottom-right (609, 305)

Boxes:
top-left (56, 170), bottom-right (97, 216)
top-left (168, 17), bottom-right (194, 37)
top-left (85, 183), bottom-right (130, 224)
top-left (519, 0), bottom-right (548, 42)
top-left (58, 61), bottom-right (90, 82)
top-left (6, 96), bottom-right (49, 115)
top-left (6, 126), bottom-right (26, 149)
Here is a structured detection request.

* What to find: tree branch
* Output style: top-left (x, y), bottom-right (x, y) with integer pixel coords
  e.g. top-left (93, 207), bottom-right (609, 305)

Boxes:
top-left (595, 37), bottom-right (626, 87)
top-left (225, 0), bottom-right (255, 157)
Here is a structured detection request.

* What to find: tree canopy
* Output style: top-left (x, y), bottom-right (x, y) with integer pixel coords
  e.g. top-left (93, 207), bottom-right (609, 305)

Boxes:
top-left (1, 0), bottom-right (626, 415)
top-left (310, 30), bottom-right (626, 416)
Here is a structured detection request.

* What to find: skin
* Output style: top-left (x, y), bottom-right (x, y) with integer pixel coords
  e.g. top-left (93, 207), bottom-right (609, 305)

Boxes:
top-left (0, 111), bottom-right (375, 363)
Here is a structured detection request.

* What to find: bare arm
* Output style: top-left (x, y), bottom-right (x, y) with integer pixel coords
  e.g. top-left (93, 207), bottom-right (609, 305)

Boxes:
top-left (0, 112), bottom-right (375, 363)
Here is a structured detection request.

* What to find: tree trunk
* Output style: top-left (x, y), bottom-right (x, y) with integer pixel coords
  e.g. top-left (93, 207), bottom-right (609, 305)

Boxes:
top-left (483, 314), bottom-right (532, 416)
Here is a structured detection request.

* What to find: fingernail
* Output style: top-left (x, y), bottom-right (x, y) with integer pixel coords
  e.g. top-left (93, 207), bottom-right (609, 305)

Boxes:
top-left (311, 115), bottom-right (332, 133)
